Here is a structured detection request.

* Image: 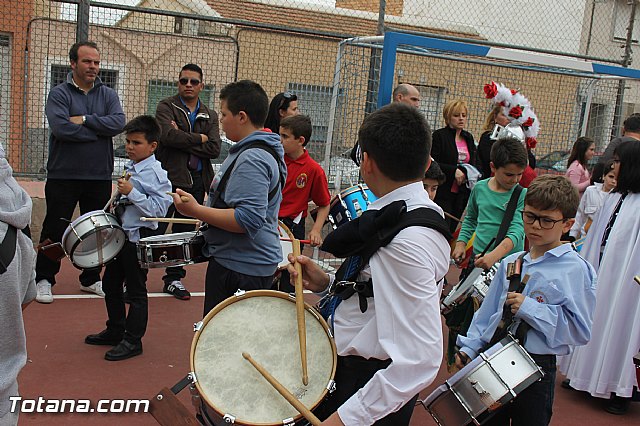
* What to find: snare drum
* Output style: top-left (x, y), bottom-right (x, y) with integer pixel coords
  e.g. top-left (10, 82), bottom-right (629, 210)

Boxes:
top-left (61, 210), bottom-right (126, 269)
top-left (137, 232), bottom-right (205, 269)
top-left (422, 334), bottom-right (544, 426)
top-left (328, 184), bottom-right (377, 229)
top-left (441, 263), bottom-right (499, 315)
top-left (277, 221), bottom-right (294, 269)
top-left (191, 290), bottom-right (337, 425)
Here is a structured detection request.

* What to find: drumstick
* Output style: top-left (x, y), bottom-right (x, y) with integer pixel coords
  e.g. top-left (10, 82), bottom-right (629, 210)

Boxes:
top-left (280, 238), bottom-right (311, 244)
top-left (166, 192), bottom-right (191, 203)
top-left (444, 211), bottom-right (462, 223)
top-left (242, 352), bottom-right (321, 426)
top-left (634, 275), bottom-right (640, 285)
top-left (140, 217), bottom-right (199, 224)
top-left (103, 172), bottom-right (131, 211)
top-left (293, 238), bottom-right (309, 386)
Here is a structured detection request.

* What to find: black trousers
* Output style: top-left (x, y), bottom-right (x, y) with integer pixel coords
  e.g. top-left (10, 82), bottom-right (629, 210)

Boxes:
top-left (158, 171), bottom-right (206, 285)
top-left (273, 216), bottom-right (306, 293)
top-left (102, 241), bottom-right (149, 344)
top-left (482, 354), bottom-right (556, 426)
top-left (36, 179), bottom-right (111, 286)
top-left (203, 258), bottom-right (273, 317)
top-left (314, 355), bottom-right (418, 425)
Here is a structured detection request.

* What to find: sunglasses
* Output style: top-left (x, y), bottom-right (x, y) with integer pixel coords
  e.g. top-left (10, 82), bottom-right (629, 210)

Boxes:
top-left (278, 91), bottom-right (297, 110)
top-left (179, 78), bottom-right (201, 86)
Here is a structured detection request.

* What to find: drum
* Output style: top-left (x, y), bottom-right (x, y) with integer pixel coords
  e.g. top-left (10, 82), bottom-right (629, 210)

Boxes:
top-left (61, 210), bottom-right (126, 269)
top-left (277, 221), bottom-right (294, 269)
top-left (137, 232), bottom-right (205, 269)
top-left (190, 290), bottom-right (337, 425)
top-left (328, 184), bottom-right (377, 229)
top-left (422, 334), bottom-right (543, 426)
top-left (441, 263), bottom-right (499, 315)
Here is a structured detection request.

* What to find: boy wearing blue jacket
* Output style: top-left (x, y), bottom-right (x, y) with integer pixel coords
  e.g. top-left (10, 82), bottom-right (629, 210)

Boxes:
top-left (85, 116), bottom-right (171, 361)
top-left (456, 175), bottom-right (596, 425)
top-left (171, 80), bottom-right (287, 316)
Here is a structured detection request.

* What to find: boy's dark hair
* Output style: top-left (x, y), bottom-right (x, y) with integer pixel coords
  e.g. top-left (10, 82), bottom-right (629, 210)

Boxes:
top-left (424, 160), bottom-right (446, 184)
top-left (591, 159), bottom-right (615, 184)
top-left (180, 63), bottom-right (203, 80)
top-left (280, 115), bottom-right (312, 146)
top-left (490, 137), bottom-right (528, 169)
top-left (69, 41), bottom-right (99, 62)
top-left (525, 175), bottom-right (579, 219)
top-left (623, 113), bottom-right (640, 133)
top-left (123, 115), bottom-right (160, 143)
top-left (358, 103), bottom-right (430, 181)
top-left (219, 80), bottom-right (269, 127)
top-left (613, 140), bottom-right (640, 193)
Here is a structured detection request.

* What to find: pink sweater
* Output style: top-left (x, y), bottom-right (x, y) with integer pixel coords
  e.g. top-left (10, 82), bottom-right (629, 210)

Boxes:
top-left (566, 160), bottom-right (591, 195)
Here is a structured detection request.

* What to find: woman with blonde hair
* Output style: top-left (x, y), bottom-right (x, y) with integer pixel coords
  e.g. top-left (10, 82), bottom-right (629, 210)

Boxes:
top-left (431, 99), bottom-right (478, 232)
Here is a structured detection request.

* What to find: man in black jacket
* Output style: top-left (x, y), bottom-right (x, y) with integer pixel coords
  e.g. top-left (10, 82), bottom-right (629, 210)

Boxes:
top-left (155, 64), bottom-right (221, 300)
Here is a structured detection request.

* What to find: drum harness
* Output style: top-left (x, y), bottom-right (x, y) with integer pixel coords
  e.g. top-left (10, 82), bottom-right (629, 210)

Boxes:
top-left (456, 251), bottom-right (531, 366)
top-left (209, 141), bottom-right (285, 210)
top-left (318, 200), bottom-right (452, 328)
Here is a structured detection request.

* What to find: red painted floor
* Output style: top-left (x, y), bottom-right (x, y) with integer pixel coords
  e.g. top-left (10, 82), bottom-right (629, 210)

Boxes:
top-left (17, 259), bottom-right (639, 425)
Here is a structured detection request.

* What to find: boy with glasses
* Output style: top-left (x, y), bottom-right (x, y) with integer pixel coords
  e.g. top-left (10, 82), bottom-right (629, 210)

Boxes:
top-left (455, 174), bottom-right (596, 426)
top-left (155, 63), bottom-right (221, 300)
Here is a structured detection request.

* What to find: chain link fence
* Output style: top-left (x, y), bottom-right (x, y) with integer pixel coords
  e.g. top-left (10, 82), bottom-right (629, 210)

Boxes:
top-left (2, 0), bottom-right (640, 264)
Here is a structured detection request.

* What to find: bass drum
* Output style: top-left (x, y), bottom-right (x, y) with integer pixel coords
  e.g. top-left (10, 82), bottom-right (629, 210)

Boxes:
top-left (191, 290), bottom-right (337, 425)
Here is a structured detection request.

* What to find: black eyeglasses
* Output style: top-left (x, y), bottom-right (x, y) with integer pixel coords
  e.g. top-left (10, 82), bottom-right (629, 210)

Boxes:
top-left (179, 78), bottom-right (201, 86)
top-left (521, 211), bottom-right (566, 229)
top-left (278, 91), bottom-right (297, 110)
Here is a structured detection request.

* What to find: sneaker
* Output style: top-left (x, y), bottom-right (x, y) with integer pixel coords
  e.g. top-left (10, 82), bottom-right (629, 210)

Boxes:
top-left (81, 281), bottom-right (105, 297)
top-left (164, 281), bottom-right (190, 300)
top-left (36, 280), bottom-right (54, 304)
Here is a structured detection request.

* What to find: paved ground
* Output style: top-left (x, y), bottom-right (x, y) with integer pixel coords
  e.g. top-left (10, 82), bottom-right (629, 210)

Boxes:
top-left (15, 257), bottom-right (640, 425)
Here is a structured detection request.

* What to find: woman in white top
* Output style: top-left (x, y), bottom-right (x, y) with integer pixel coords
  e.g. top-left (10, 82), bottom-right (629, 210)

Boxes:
top-left (565, 137), bottom-right (596, 197)
top-left (570, 160), bottom-right (616, 240)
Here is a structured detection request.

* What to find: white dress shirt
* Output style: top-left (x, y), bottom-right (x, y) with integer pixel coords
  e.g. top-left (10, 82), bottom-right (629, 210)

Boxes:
top-left (333, 181), bottom-right (451, 425)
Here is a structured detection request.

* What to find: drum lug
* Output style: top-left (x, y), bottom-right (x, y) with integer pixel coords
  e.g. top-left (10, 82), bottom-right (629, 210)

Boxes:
top-left (234, 289), bottom-right (246, 297)
top-left (469, 380), bottom-right (488, 396)
top-left (326, 379), bottom-right (336, 393)
top-left (188, 372), bottom-right (197, 384)
top-left (193, 321), bottom-right (203, 332)
top-left (223, 413), bottom-right (236, 423)
top-left (282, 418), bottom-right (295, 426)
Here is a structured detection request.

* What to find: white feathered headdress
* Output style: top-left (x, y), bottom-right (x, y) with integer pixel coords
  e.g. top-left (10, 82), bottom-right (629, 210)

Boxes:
top-left (484, 81), bottom-right (539, 149)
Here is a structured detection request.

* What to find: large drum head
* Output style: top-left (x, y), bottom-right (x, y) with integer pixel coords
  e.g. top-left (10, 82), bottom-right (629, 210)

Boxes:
top-left (62, 211), bottom-right (125, 269)
top-left (191, 290), bottom-right (336, 425)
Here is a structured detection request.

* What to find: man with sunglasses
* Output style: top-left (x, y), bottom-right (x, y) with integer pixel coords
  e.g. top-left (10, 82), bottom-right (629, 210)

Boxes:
top-left (155, 63), bottom-right (221, 300)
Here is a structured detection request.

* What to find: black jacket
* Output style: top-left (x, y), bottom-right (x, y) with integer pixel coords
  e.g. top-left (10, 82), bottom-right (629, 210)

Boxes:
top-left (431, 126), bottom-right (477, 202)
top-left (155, 95), bottom-right (221, 190)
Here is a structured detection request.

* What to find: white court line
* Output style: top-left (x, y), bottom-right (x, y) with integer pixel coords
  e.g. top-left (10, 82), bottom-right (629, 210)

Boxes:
top-left (53, 292), bottom-right (206, 300)
top-left (52, 290), bottom-right (312, 300)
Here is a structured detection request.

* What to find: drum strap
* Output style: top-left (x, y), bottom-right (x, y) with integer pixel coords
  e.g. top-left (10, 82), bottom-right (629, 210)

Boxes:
top-left (493, 184), bottom-right (523, 251)
top-left (488, 252), bottom-right (529, 347)
top-left (209, 142), bottom-right (285, 209)
top-left (0, 225), bottom-right (17, 275)
top-left (321, 202), bottom-right (452, 314)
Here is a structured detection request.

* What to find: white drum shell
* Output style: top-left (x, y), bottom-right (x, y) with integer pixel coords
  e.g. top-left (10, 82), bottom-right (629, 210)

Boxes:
top-left (427, 336), bottom-right (543, 426)
top-left (61, 210), bottom-right (125, 269)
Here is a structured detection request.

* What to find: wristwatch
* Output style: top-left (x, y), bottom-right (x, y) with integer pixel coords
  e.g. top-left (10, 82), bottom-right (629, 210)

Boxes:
top-left (82, 115), bottom-right (86, 125)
